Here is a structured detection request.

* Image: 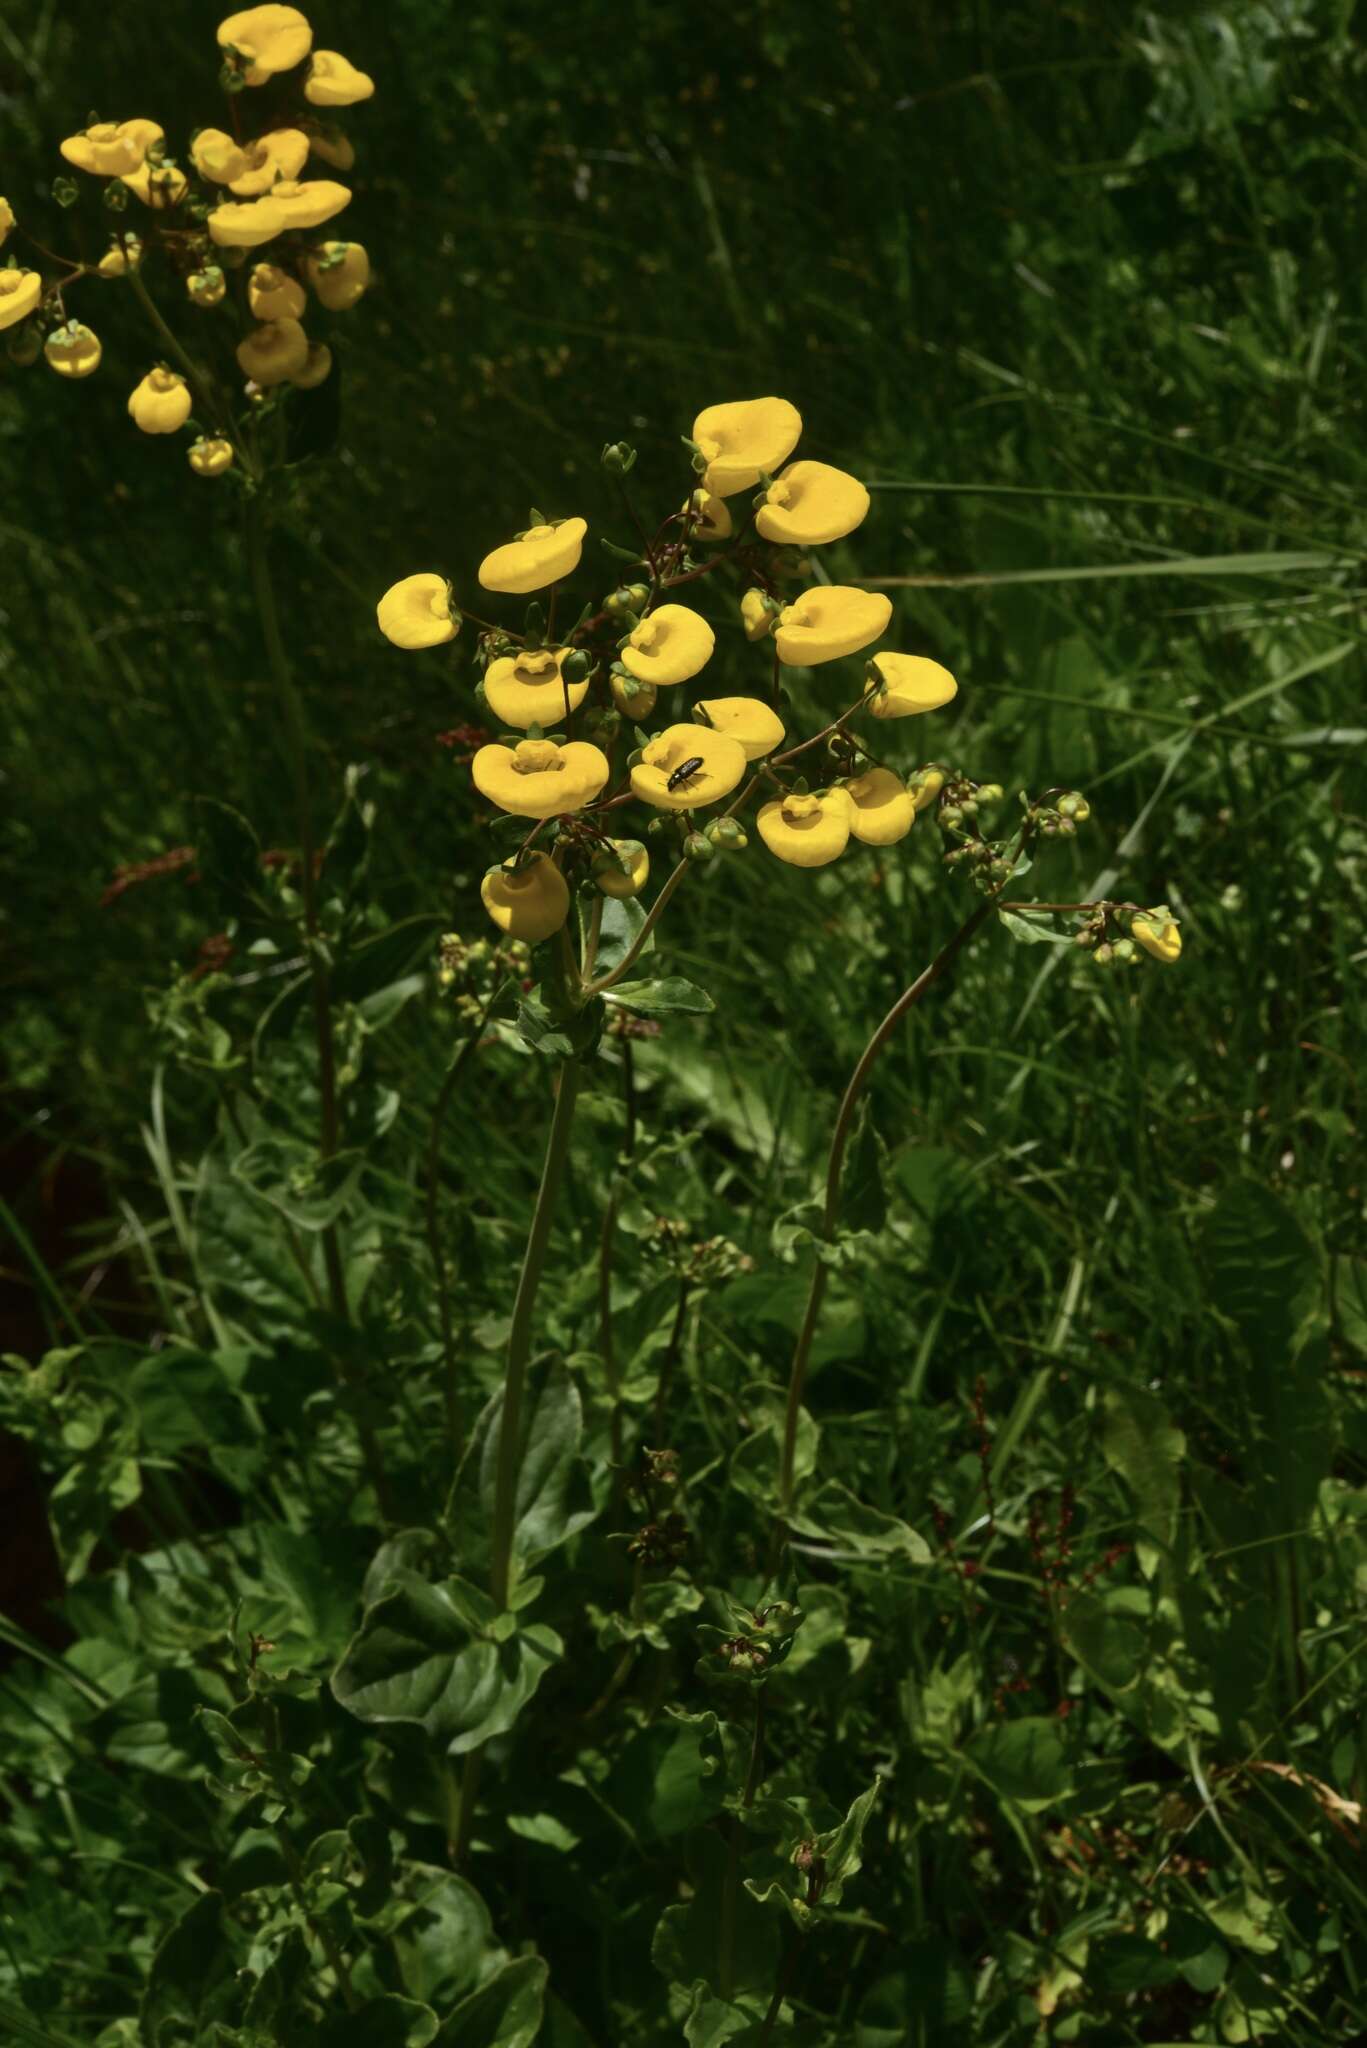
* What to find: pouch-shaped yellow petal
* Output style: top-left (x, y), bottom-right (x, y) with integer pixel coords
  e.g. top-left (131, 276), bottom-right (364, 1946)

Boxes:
top-left (481, 852), bottom-right (570, 941)
top-left (219, 5), bottom-right (313, 81)
top-left (305, 51), bottom-right (375, 105)
top-left (629, 724), bottom-right (746, 812)
top-left (1132, 912), bottom-right (1182, 964)
top-left (478, 517), bottom-right (587, 595)
top-left (0, 198), bottom-right (16, 247)
top-left (292, 341), bottom-right (332, 388)
top-left (236, 315), bottom-right (308, 386)
top-left (128, 367), bottom-right (191, 433)
top-left (377, 573), bottom-right (457, 650)
top-left (757, 790), bottom-right (850, 867)
top-left (611, 672), bottom-right (657, 720)
top-left (692, 396), bottom-right (802, 497)
top-left (60, 119), bottom-right (162, 177)
top-left (682, 488), bottom-right (733, 542)
top-left (0, 269), bottom-right (42, 331)
top-left (190, 128), bottom-right (253, 184)
top-left (472, 737), bottom-right (609, 819)
top-left (756, 460), bottom-right (869, 546)
top-left (304, 240), bottom-right (369, 310)
top-left (841, 767), bottom-right (914, 845)
top-left (208, 197), bottom-right (289, 247)
top-left (867, 652), bottom-right (958, 718)
top-left (621, 603), bottom-right (714, 686)
top-left (119, 161), bottom-right (189, 209)
top-left (189, 436), bottom-right (235, 476)
top-left (97, 235), bottom-right (142, 277)
top-left (248, 262), bottom-right (306, 320)
top-left (740, 588), bottom-right (776, 642)
top-left (695, 696), bottom-right (785, 761)
top-left (187, 266), bottom-right (227, 306)
top-left (592, 839), bottom-right (649, 900)
top-left (228, 128), bottom-right (310, 196)
top-left (774, 586), bottom-right (891, 667)
top-left (484, 647), bottom-right (589, 729)
top-left (268, 178), bottom-right (351, 229)
top-left (44, 322), bottom-right (101, 379)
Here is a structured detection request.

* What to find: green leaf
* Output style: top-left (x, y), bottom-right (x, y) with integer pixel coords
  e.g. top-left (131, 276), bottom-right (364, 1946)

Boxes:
top-left (652, 1831), bottom-right (778, 1999)
top-left (681, 1983), bottom-right (770, 2046)
top-left (607, 1718), bottom-right (726, 1841)
top-left (1062, 1591), bottom-right (1143, 1693)
top-left (316, 1997), bottom-right (439, 2048)
top-left (477, 1362), bottom-right (597, 1572)
top-left (1202, 1180), bottom-right (1317, 1347)
top-left (964, 1717), bottom-right (1072, 1811)
top-left (841, 1105), bottom-right (888, 1234)
top-left (789, 1481), bottom-right (930, 1563)
top-left (139, 1889), bottom-right (234, 2043)
top-left (431, 1957), bottom-right (548, 2047)
top-left (256, 916), bottom-right (443, 1057)
top-left (389, 1864), bottom-right (495, 2009)
top-left (997, 907), bottom-right (1074, 945)
top-left (603, 976), bottom-right (714, 1016)
top-left (330, 1570), bottom-right (562, 1754)
top-left (1100, 1384), bottom-right (1184, 1567)
top-left (592, 894), bottom-right (650, 976)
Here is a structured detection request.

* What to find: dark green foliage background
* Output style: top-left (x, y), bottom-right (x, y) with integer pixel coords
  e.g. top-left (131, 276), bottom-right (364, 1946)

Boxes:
top-left (2, 1), bottom-right (1365, 2044)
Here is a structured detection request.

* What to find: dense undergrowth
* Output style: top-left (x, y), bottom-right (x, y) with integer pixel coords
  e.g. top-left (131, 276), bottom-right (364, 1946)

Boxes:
top-left (1, 3), bottom-right (1364, 2044)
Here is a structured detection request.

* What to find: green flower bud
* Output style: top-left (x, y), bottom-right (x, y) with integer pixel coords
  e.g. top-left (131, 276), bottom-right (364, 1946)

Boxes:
top-left (708, 816), bottom-right (748, 850)
top-left (53, 176), bottom-right (79, 208)
top-left (601, 440), bottom-right (637, 474)
top-left (561, 648), bottom-right (591, 684)
top-left (1057, 790), bottom-right (1091, 821)
top-left (683, 831), bottom-right (715, 862)
top-left (939, 804), bottom-right (964, 830)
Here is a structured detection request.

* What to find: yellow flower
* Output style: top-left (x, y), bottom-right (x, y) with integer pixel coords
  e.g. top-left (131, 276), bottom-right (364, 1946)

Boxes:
top-left (236, 316), bottom-right (309, 386)
top-left (0, 198), bottom-right (15, 247)
top-left (208, 196), bottom-right (289, 247)
top-left (757, 789), bottom-right (850, 868)
top-left (248, 262), bottom-right (306, 320)
top-left (774, 586), bottom-right (892, 667)
top-left (0, 269), bottom-right (42, 332)
top-left (740, 587), bottom-right (777, 642)
top-left (692, 395), bottom-right (801, 497)
top-left (60, 118), bottom-right (162, 178)
top-left (840, 767), bottom-right (914, 845)
top-left (756, 460), bottom-right (869, 547)
top-left (228, 128), bottom-right (310, 197)
top-left (187, 266), bottom-right (227, 307)
top-left (189, 436), bottom-right (235, 476)
top-left (611, 671), bottom-right (656, 720)
top-left (484, 647), bottom-right (589, 729)
top-left (695, 695), bottom-right (785, 760)
top-left (189, 128), bottom-right (253, 184)
top-left (481, 852), bottom-right (569, 942)
top-left (305, 124), bottom-right (356, 171)
top-left (867, 652), bottom-right (958, 719)
top-left (218, 5), bottom-right (313, 84)
top-left (910, 766), bottom-right (946, 814)
top-left (472, 737), bottom-right (609, 820)
top-left (1131, 911), bottom-right (1182, 964)
top-left (621, 603), bottom-right (714, 686)
top-left (376, 573), bottom-right (458, 650)
top-left (97, 235), bottom-right (142, 277)
top-left (119, 161), bottom-right (189, 209)
top-left (305, 51), bottom-right (375, 105)
top-left (629, 724), bottom-right (746, 812)
top-left (682, 488), bottom-right (733, 542)
top-left (479, 516), bottom-right (587, 595)
top-left (268, 179), bottom-right (350, 229)
top-left (128, 367), bottom-right (191, 433)
top-left (292, 341), bottom-right (332, 388)
top-left (304, 240), bottom-right (369, 310)
top-left (43, 322), bottom-right (101, 379)
top-left (592, 838), bottom-right (649, 900)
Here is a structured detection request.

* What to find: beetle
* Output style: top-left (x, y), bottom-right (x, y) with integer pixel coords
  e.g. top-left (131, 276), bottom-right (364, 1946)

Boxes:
top-left (666, 755), bottom-right (705, 793)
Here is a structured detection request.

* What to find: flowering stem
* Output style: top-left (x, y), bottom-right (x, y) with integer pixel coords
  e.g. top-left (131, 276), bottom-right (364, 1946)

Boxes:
top-left (125, 259), bottom-right (242, 458)
top-left (243, 496), bottom-right (392, 1521)
top-left (719, 1687), bottom-right (767, 2001)
top-left (583, 858), bottom-right (690, 996)
top-left (426, 976), bottom-right (513, 1468)
top-left (774, 845), bottom-right (1031, 1533)
top-left (490, 1055), bottom-right (583, 1610)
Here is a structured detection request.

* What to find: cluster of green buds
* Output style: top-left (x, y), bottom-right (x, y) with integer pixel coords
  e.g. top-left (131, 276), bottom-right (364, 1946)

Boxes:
top-left (697, 1596), bottom-right (804, 1691)
top-left (1074, 900), bottom-right (1182, 968)
top-left (934, 768), bottom-right (1006, 834)
top-left (437, 929), bottom-right (530, 1020)
top-left (1030, 788), bottom-right (1091, 839)
top-left (644, 1218), bottom-right (753, 1284)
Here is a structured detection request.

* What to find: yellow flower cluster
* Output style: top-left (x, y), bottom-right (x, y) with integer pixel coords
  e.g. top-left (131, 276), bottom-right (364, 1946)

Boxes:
top-left (377, 395), bottom-right (963, 940)
top-left (10, 8), bottom-right (372, 477)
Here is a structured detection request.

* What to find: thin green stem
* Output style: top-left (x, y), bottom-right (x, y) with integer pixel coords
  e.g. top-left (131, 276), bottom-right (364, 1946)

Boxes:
top-left (490, 1056), bottom-right (584, 1609)
top-left (426, 977), bottom-right (512, 1469)
top-left (720, 1688), bottom-right (768, 2001)
top-left (775, 835), bottom-right (1033, 1528)
top-left (125, 259), bottom-right (243, 457)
